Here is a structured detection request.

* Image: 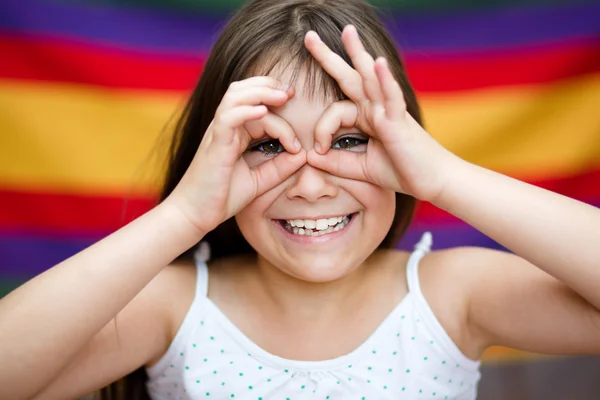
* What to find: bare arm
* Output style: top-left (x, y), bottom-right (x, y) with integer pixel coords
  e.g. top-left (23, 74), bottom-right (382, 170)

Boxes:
top-left (300, 25), bottom-right (600, 357)
top-left (428, 160), bottom-right (600, 356)
top-left (422, 248), bottom-right (600, 359)
top-left (32, 263), bottom-right (196, 400)
top-left (0, 76), bottom-right (303, 400)
top-left (0, 204), bottom-right (203, 400)
top-left (434, 159), bottom-right (600, 312)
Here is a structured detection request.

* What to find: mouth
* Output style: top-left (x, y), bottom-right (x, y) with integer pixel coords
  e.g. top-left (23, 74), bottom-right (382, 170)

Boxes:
top-left (277, 213), bottom-right (355, 237)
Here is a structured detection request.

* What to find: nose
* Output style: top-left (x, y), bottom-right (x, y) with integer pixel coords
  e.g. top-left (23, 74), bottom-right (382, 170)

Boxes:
top-left (285, 163), bottom-right (338, 203)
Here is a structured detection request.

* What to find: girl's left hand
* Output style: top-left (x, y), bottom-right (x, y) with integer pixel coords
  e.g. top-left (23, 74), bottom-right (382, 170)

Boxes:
top-left (304, 25), bottom-right (456, 202)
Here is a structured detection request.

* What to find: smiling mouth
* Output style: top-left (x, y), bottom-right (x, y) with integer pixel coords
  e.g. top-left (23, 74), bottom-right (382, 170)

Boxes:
top-left (278, 214), bottom-right (355, 237)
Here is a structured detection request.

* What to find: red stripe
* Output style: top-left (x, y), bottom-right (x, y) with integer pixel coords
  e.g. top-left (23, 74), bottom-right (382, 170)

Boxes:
top-left (0, 169), bottom-right (598, 234)
top-left (406, 38), bottom-right (600, 92)
top-left (1, 34), bottom-right (599, 92)
top-left (414, 168), bottom-right (600, 225)
top-left (0, 34), bottom-right (204, 91)
top-left (0, 190), bottom-right (157, 234)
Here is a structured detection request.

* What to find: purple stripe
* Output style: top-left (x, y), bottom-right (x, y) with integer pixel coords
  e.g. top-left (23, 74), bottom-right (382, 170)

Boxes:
top-left (0, 1), bottom-right (598, 56)
top-left (385, 2), bottom-right (600, 52)
top-left (0, 0), bottom-right (224, 55)
top-left (0, 223), bottom-right (507, 277)
top-left (397, 226), bottom-right (507, 252)
top-left (0, 233), bottom-right (101, 278)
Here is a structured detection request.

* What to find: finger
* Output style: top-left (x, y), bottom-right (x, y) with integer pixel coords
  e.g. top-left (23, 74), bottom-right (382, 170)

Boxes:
top-left (213, 105), bottom-right (268, 145)
top-left (245, 112), bottom-right (301, 153)
top-left (314, 100), bottom-right (358, 154)
top-left (307, 148), bottom-right (368, 182)
top-left (342, 25), bottom-right (383, 102)
top-left (304, 31), bottom-right (364, 102)
top-left (374, 57), bottom-right (406, 121)
top-left (252, 150), bottom-right (307, 196)
top-left (220, 86), bottom-right (290, 110)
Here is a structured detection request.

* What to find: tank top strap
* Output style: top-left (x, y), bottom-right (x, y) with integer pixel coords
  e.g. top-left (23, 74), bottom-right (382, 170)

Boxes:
top-left (193, 242), bottom-right (211, 297)
top-left (406, 232), bottom-right (432, 294)
top-left (403, 232), bottom-right (482, 372)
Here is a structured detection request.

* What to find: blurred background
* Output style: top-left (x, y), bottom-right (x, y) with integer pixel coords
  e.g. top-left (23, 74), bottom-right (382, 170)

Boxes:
top-left (1, 0), bottom-right (599, 398)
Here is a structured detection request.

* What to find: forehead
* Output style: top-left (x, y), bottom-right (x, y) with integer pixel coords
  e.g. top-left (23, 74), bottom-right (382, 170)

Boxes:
top-left (266, 66), bottom-right (351, 138)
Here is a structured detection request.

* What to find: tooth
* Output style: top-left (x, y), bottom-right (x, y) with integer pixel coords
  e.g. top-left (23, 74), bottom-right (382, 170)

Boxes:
top-left (334, 225), bottom-right (340, 231)
top-left (294, 219), bottom-right (304, 228)
top-left (337, 216), bottom-right (343, 223)
top-left (327, 217), bottom-right (338, 226)
top-left (293, 227), bottom-right (299, 234)
top-left (316, 219), bottom-right (329, 230)
top-left (298, 228), bottom-right (305, 235)
top-left (304, 220), bottom-right (316, 229)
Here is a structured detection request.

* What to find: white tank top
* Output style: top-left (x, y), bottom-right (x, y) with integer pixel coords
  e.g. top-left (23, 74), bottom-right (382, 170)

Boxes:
top-left (146, 233), bottom-right (481, 399)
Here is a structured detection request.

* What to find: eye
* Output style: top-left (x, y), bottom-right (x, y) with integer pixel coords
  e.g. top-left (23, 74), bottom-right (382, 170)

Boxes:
top-left (331, 135), bottom-right (368, 150)
top-left (248, 139), bottom-right (285, 156)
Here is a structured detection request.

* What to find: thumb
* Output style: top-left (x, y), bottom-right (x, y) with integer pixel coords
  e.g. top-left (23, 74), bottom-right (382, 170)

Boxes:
top-left (307, 149), bottom-right (368, 182)
top-left (252, 150), bottom-right (307, 196)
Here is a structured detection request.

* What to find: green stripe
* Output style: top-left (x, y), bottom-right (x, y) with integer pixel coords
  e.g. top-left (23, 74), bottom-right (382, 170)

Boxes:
top-left (63, 0), bottom-right (587, 14)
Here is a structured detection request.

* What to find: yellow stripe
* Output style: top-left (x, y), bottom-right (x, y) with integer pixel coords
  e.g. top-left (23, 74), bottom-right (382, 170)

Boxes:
top-left (1, 75), bottom-right (600, 194)
top-left (421, 73), bottom-right (600, 178)
top-left (0, 81), bottom-right (183, 194)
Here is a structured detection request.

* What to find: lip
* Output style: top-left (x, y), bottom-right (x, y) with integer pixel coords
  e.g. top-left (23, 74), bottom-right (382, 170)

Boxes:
top-left (272, 212), bottom-right (358, 244)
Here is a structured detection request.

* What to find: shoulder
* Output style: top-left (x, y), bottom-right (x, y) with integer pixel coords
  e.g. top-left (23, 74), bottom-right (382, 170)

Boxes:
top-left (417, 246), bottom-right (524, 359)
top-left (140, 259), bottom-right (198, 363)
top-left (419, 246), bottom-right (527, 295)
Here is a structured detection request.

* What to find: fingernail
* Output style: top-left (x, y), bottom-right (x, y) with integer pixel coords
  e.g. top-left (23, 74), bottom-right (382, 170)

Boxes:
top-left (294, 138), bottom-right (301, 150)
top-left (315, 143), bottom-right (322, 154)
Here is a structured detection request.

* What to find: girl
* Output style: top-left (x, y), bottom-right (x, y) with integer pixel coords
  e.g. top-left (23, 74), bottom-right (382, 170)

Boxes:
top-left (1, 0), bottom-right (599, 399)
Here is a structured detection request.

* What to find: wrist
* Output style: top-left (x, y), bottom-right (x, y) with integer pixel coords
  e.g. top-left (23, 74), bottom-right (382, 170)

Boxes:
top-left (154, 199), bottom-right (208, 247)
top-left (427, 151), bottom-right (472, 208)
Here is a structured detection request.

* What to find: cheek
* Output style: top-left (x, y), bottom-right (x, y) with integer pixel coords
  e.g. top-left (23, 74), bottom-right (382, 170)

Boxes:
top-left (346, 181), bottom-right (396, 237)
top-left (234, 186), bottom-right (284, 245)
top-left (345, 180), bottom-right (395, 214)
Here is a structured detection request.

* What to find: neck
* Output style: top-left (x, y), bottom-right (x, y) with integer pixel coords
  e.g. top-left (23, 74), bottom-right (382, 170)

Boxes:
top-left (251, 252), bottom-right (383, 321)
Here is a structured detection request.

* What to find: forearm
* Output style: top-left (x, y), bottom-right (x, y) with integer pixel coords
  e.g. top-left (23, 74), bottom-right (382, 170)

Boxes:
top-left (0, 202), bottom-right (203, 398)
top-left (434, 157), bottom-right (600, 308)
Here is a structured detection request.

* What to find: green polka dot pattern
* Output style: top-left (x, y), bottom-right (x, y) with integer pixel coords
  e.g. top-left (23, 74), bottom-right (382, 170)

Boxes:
top-left (144, 234), bottom-right (481, 399)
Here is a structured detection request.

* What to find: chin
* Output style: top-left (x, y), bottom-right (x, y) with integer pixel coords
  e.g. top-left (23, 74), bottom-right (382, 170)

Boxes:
top-left (277, 252), bottom-right (364, 283)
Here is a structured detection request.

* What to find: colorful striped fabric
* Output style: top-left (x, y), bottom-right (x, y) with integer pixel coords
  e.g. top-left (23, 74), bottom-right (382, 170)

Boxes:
top-left (1, 0), bottom-right (599, 364)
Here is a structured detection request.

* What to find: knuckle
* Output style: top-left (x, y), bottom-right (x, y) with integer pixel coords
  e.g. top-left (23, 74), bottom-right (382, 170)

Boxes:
top-left (213, 112), bottom-right (225, 127)
top-left (265, 77), bottom-right (280, 87)
top-left (228, 81), bottom-right (242, 91)
top-left (214, 109), bottom-right (233, 126)
top-left (222, 91), bottom-right (239, 105)
top-left (330, 102), bottom-right (345, 114)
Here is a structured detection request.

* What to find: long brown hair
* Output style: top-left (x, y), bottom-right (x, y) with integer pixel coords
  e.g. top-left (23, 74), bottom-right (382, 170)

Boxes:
top-left (100, 0), bottom-right (422, 398)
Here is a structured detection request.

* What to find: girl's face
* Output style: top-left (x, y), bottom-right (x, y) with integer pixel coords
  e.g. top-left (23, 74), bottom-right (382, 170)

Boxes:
top-left (236, 70), bottom-right (395, 282)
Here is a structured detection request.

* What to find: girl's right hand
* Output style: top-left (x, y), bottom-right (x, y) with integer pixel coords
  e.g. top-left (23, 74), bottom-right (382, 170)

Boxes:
top-left (164, 77), bottom-right (306, 237)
